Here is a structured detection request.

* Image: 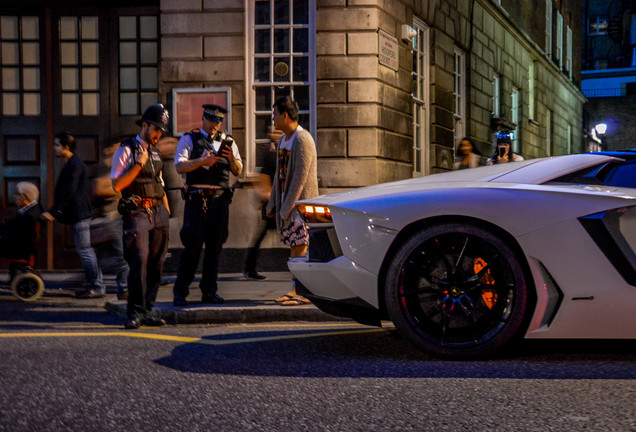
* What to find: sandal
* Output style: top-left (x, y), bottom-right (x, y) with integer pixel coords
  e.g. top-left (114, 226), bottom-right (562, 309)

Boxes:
top-left (281, 296), bottom-right (311, 306)
top-left (275, 292), bottom-right (296, 303)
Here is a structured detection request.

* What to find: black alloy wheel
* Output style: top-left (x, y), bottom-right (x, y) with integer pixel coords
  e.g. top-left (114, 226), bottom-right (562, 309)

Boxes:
top-left (385, 223), bottom-right (529, 359)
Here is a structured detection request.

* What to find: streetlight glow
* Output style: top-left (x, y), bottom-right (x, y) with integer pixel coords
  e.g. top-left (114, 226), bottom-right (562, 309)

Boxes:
top-left (595, 123), bottom-right (608, 135)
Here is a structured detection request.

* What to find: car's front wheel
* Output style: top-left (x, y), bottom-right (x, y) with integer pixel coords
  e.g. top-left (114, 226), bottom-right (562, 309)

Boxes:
top-left (384, 223), bottom-right (529, 359)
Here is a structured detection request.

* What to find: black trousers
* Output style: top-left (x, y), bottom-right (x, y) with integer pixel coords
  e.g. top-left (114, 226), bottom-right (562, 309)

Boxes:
top-left (173, 193), bottom-right (230, 299)
top-left (123, 206), bottom-right (169, 319)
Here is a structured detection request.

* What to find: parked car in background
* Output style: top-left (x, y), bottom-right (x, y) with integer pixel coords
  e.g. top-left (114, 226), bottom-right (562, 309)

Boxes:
top-left (289, 151), bottom-right (636, 359)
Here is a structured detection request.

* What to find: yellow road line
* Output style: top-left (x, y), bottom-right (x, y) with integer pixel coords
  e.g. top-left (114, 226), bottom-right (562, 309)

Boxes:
top-left (0, 328), bottom-right (389, 345)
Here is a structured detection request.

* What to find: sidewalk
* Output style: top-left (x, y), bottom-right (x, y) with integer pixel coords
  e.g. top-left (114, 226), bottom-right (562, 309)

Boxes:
top-left (19, 271), bottom-right (345, 324)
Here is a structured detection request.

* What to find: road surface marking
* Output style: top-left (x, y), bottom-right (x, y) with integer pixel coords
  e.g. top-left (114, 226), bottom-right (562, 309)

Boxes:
top-left (0, 327), bottom-right (390, 345)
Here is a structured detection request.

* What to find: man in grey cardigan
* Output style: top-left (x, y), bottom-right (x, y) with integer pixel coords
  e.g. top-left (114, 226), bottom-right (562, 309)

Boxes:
top-left (266, 96), bottom-right (319, 306)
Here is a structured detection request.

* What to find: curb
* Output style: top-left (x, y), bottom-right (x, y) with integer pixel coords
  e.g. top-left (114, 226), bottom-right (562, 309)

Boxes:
top-left (105, 300), bottom-right (349, 324)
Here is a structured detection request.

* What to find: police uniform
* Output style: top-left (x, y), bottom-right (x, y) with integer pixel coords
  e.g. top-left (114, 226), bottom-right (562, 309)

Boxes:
top-left (173, 104), bottom-right (242, 306)
top-left (110, 104), bottom-right (170, 328)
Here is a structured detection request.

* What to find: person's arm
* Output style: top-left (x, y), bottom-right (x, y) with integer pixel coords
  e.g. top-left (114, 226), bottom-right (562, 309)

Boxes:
top-left (162, 193), bottom-right (170, 216)
top-left (111, 146), bottom-right (149, 193)
top-left (221, 140), bottom-right (243, 177)
top-left (174, 134), bottom-right (218, 174)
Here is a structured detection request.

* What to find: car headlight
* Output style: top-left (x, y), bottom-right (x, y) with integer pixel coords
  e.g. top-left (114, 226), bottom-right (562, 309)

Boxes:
top-left (297, 204), bottom-right (333, 224)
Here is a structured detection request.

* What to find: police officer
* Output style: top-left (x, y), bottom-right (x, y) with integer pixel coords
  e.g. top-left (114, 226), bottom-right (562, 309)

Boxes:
top-left (111, 104), bottom-right (171, 329)
top-left (172, 104), bottom-right (243, 306)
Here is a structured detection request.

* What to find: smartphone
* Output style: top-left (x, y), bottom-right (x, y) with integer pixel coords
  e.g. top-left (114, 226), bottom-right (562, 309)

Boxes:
top-left (498, 145), bottom-right (506, 157)
top-left (218, 139), bottom-right (232, 156)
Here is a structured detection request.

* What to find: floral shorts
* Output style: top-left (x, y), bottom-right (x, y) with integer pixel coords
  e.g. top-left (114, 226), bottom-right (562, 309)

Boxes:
top-left (280, 209), bottom-right (309, 247)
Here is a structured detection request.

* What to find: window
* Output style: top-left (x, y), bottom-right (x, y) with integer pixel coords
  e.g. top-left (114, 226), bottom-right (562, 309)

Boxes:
top-left (453, 47), bottom-right (466, 151)
top-left (546, 109), bottom-right (552, 157)
top-left (588, 16), bottom-right (609, 36)
top-left (566, 26), bottom-right (573, 80)
top-left (249, 0), bottom-right (315, 175)
top-left (492, 75), bottom-right (501, 118)
top-left (118, 15), bottom-right (158, 116)
top-left (567, 124), bottom-right (572, 154)
top-left (529, 62), bottom-right (536, 121)
top-left (412, 18), bottom-right (430, 176)
top-left (0, 16), bottom-right (40, 115)
top-left (545, 0), bottom-right (552, 57)
top-left (549, 159), bottom-right (636, 189)
top-left (556, 11), bottom-right (563, 67)
top-left (59, 16), bottom-right (99, 116)
top-left (511, 87), bottom-right (520, 153)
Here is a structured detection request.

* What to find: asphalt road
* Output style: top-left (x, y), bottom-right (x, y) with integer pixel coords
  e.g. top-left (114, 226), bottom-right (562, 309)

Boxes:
top-left (0, 322), bottom-right (635, 432)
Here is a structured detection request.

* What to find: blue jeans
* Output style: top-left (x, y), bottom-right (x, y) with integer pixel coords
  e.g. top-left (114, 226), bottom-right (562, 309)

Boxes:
top-left (71, 219), bottom-right (105, 293)
top-left (94, 216), bottom-right (129, 296)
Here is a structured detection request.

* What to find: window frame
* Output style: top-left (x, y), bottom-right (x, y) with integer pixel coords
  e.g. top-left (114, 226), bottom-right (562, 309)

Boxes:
top-left (588, 16), bottom-right (609, 36)
top-left (545, 0), bottom-right (552, 57)
top-left (412, 17), bottom-right (430, 177)
top-left (453, 46), bottom-right (466, 154)
top-left (556, 11), bottom-right (563, 67)
top-left (511, 86), bottom-right (520, 153)
top-left (0, 15), bottom-right (41, 116)
top-left (246, 0), bottom-right (316, 177)
top-left (492, 74), bottom-right (501, 118)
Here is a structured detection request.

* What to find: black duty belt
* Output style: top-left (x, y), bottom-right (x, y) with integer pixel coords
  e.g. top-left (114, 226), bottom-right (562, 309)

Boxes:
top-left (188, 188), bottom-right (226, 197)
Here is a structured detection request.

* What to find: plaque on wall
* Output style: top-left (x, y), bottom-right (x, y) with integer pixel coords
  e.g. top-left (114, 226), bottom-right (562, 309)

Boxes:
top-left (378, 29), bottom-right (399, 71)
top-left (171, 87), bottom-right (232, 136)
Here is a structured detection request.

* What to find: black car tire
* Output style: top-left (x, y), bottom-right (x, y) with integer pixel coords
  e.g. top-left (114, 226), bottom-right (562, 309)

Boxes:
top-left (384, 223), bottom-right (529, 359)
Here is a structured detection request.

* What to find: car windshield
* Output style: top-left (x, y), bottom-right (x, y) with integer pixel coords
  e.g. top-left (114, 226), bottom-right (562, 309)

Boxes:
top-left (546, 159), bottom-right (636, 189)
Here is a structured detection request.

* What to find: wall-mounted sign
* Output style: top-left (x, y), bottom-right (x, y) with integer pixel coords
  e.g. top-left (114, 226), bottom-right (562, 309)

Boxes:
top-left (378, 29), bottom-right (399, 71)
top-left (171, 87), bottom-right (232, 136)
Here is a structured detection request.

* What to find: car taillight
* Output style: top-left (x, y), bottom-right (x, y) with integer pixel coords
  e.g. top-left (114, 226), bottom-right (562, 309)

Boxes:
top-left (297, 204), bottom-right (333, 224)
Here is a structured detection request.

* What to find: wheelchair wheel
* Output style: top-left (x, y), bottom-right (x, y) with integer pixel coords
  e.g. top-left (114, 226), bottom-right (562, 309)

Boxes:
top-left (11, 272), bottom-right (44, 302)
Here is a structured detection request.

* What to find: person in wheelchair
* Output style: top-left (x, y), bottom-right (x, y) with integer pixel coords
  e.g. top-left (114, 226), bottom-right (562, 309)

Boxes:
top-left (0, 182), bottom-right (42, 264)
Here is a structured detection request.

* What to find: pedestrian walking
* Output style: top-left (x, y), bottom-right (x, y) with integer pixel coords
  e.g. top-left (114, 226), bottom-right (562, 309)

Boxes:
top-left (242, 126), bottom-right (280, 280)
top-left (42, 131), bottom-right (106, 298)
top-left (172, 104), bottom-right (243, 307)
top-left (111, 104), bottom-right (171, 329)
top-left (266, 96), bottom-right (319, 306)
top-left (91, 143), bottom-right (130, 300)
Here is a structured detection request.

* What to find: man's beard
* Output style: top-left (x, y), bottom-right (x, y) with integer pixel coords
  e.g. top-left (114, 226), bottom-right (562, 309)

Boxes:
top-left (142, 130), bottom-right (157, 145)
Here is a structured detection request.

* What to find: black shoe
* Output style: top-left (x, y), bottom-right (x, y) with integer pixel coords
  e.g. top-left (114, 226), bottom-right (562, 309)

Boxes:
top-left (201, 293), bottom-right (224, 304)
top-left (243, 271), bottom-right (267, 280)
top-left (124, 317), bottom-right (141, 329)
top-left (76, 288), bottom-right (105, 299)
top-left (173, 296), bottom-right (187, 307)
top-left (140, 316), bottom-right (166, 327)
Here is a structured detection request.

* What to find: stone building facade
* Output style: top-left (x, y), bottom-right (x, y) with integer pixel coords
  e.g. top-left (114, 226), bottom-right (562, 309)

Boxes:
top-left (0, 0), bottom-right (584, 270)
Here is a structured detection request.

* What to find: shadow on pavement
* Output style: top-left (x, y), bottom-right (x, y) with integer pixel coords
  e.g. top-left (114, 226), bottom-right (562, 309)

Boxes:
top-left (154, 328), bottom-right (636, 379)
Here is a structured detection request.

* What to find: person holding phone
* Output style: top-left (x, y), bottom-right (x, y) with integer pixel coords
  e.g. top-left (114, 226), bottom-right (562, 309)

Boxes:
top-left (487, 130), bottom-right (524, 165)
top-left (172, 104), bottom-right (243, 307)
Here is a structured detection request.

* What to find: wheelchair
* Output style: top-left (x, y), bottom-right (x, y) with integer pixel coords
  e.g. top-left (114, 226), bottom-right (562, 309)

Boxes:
top-left (0, 222), bottom-right (44, 302)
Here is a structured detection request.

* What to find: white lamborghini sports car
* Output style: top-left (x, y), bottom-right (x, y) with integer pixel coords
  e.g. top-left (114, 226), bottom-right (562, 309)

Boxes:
top-left (289, 151), bottom-right (636, 359)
